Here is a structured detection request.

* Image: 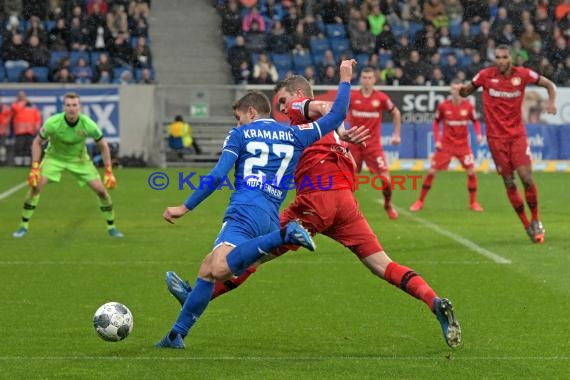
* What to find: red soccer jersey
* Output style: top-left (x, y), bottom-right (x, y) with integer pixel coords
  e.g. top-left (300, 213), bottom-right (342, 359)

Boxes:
top-left (286, 98), bottom-right (355, 193)
top-left (434, 99), bottom-right (481, 147)
top-left (347, 90), bottom-right (394, 146)
top-left (472, 66), bottom-right (539, 139)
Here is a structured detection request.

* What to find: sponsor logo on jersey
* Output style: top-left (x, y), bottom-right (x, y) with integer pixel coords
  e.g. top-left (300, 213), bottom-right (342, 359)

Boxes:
top-left (351, 110), bottom-right (380, 118)
top-left (460, 110), bottom-right (468, 116)
top-left (372, 100), bottom-right (380, 107)
top-left (298, 123), bottom-right (313, 130)
top-left (511, 77), bottom-right (521, 86)
top-left (489, 89), bottom-right (522, 98)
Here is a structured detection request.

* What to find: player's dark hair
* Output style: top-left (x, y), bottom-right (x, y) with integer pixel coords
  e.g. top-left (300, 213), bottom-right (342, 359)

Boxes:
top-left (63, 92), bottom-right (80, 101)
top-left (274, 75), bottom-right (314, 98)
top-left (233, 91), bottom-right (271, 117)
top-left (496, 44), bottom-right (511, 51)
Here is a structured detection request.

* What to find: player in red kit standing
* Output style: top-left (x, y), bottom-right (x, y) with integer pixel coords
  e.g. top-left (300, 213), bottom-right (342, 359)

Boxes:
top-left (165, 75), bottom-right (463, 348)
top-left (347, 67), bottom-right (401, 219)
top-left (459, 45), bottom-right (558, 243)
top-left (410, 80), bottom-right (484, 212)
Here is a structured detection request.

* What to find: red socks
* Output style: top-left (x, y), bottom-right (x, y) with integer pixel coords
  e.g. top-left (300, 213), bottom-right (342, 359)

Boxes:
top-left (467, 174), bottom-right (477, 204)
top-left (384, 262), bottom-right (437, 311)
top-left (419, 173), bottom-right (435, 202)
top-left (506, 187), bottom-right (530, 229)
top-left (524, 184), bottom-right (539, 221)
top-left (211, 266), bottom-right (257, 300)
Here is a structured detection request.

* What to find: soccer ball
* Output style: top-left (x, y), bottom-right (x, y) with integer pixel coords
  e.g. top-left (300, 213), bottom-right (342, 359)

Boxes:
top-left (93, 302), bottom-right (133, 342)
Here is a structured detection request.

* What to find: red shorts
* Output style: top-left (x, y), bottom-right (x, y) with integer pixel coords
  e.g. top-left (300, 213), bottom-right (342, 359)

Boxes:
top-left (431, 147), bottom-right (475, 171)
top-left (350, 144), bottom-right (388, 174)
top-left (275, 189), bottom-right (382, 259)
top-left (488, 135), bottom-right (531, 176)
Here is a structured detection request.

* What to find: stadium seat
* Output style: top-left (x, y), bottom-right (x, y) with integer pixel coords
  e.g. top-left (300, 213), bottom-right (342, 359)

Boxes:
top-left (469, 24), bottom-right (481, 36)
top-left (330, 38), bottom-right (351, 57)
top-left (448, 21), bottom-right (462, 39)
top-left (312, 51), bottom-right (326, 66)
top-left (325, 24), bottom-right (347, 39)
top-left (49, 51), bottom-right (69, 69)
top-left (70, 51), bottom-right (90, 67)
top-left (309, 38), bottom-right (330, 56)
top-left (90, 51), bottom-right (108, 69)
top-left (44, 20), bottom-right (56, 32)
top-left (292, 52), bottom-right (313, 71)
top-left (356, 53), bottom-right (370, 66)
top-left (379, 52), bottom-right (393, 66)
top-left (277, 68), bottom-right (291, 80)
top-left (6, 67), bottom-right (24, 82)
top-left (270, 53), bottom-right (293, 71)
top-left (223, 35), bottom-right (236, 53)
top-left (408, 22), bottom-right (424, 45)
top-left (113, 68), bottom-right (133, 82)
top-left (0, 66), bottom-right (5, 82)
top-left (460, 54), bottom-right (473, 68)
top-left (391, 23), bottom-right (407, 39)
top-left (31, 66), bottom-right (49, 82)
top-left (135, 68), bottom-right (155, 81)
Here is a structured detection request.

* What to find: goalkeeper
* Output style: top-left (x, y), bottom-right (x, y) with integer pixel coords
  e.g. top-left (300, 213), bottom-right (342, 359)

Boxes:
top-left (12, 92), bottom-right (123, 238)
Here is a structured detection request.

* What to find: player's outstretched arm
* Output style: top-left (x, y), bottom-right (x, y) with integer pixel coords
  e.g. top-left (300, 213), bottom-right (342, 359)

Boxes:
top-left (459, 82), bottom-right (477, 97)
top-left (308, 100), bottom-right (371, 145)
top-left (537, 76), bottom-right (557, 114)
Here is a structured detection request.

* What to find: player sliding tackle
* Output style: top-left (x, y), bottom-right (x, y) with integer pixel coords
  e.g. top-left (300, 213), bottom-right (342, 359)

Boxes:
top-left (156, 59), bottom-right (364, 349)
top-left (162, 64), bottom-right (463, 349)
top-left (459, 44), bottom-right (557, 243)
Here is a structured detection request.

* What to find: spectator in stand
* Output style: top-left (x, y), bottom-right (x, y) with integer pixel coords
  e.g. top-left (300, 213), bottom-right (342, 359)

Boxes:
top-left (393, 34), bottom-right (412, 67)
top-left (429, 67), bottom-right (446, 86)
top-left (461, 0), bottom-right (490, 24)
top-left (27, 35), bottom-right (50, 67)
top-left (110, 32), bottom-right (133, 68)
top-left (519, 23), bottom-right (541, 52)
top-left (319, 0), bottom-right (345, 24)
top-left (429, 52), bottom-right (443, 69)
top-left (474, 20), bottom-right (491, 58)
top-left (283, 5), bottom-right (301, 34)
top-left (423, 0), bottom-right (448, 28)
top-left (347, 7), bottom-right (363, 38)
top-left (386, 66), bottom-right (407, 85)
top-left (381, 0), bottom-right (402, 25)
top-left (130, 15), bottom-right (149, 38)
top-left (54, 67), bottom-right (75, 83)
top-left (25, 15), bottom-right (48, 45)
top-left (549, 37), bottom-right (569, 69)
top-left (19, 68), bottom-right (39, 83)
top-left (366, 53), bottom-right (381, 71)
top-left (118, 70), bottom-right (135, 84)
top-left (48, 18), bottom-right (70, 52)
top-left (403, 50), bottom-right (431, 84)
top-left (138, 68), bottom-right (155, 84)
top-left (3, 34), bottom-right (30, 70)
top-left (132, 36), bottom-right (153, 69)
top-left (421, 36), bottom-right (438, 57)
top-left (242, 6), bottom-right (266, 33)
top-left (252, 53), bottom-right (279, 83)
top-left (267, 20), bottom-right (292, 54)
top-left (375, 23), bottom-right (396, 51)
top-left (219, 0), bottom-right (242, 36)
top-left (558, 12), bottom-right (570, 38)
top-left (554, 56), bottom-right (570, 85)
top-left (251, 67), bottom-right (275, 84)
top-left (414, 22), bottom-right (437, 51)
top-left (351, 20), bottom-right (376, 55)
top-left (401, 0), bottom-right (424, 24)
top-left (534, 8), bottom-right (554, 42)
top-left (367, 2), bottom-right (386, 37)
top-left (130, 0), bottom-right (151, 20)
top-left (319, 49), bottom-right (337, 78)
top-left (438, 26), bottom-right (453, 48)
top-left (69, 16), bottom-right (90, 51)
top-left (511, 40), bottom-right (529, 65)
top-left (302, 14), bottom-right (324, 39)
top-left (303, 65), bottom-right (317, 86)
top-left (228, 36), bottom-right (251, 83)
top-left (465, 52), bottom-right (485, 78)
top-left (443, 54), bottom-right (461, 82)
top-left (87, 0), bottom-right (109, 15)
top-left (537, 57), bottom-right (556, 80)
top-left (93, 53), bottom-right (114, 83)
top-left (445, 0), bottom-right (464, 24)
top-left (107, 4), bottom-right (129, 37)
top-left (379, 60), bottom-right (396, 84)
top-left (86, 2), bottom-right (108, 33)
top-left (67, 5), bottom-right (88, 30)
top-left (90, 25), bottom-right (113, 51)
top-left (318, 65), bottom-right (339, 85)
top-left (291, 22), bottom-right (309, 54)
top-left (235, 60), bottom-right (252, 84)
top-left (261, 0), bottom-right (285, 21)
top-left (73, 57), bottom-right (94, 84)
top-left (244, 19), bottom-right (268, 53)
top-left (0, 95), bottom-right (11, 165)
top-left (457, 21), bottom-right (478, 50)
top-left (496, 23), bottom-right (516, 46)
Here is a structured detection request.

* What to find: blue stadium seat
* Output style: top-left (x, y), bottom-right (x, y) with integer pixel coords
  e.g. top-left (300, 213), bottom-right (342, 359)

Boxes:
top-left (131, 36), bottom-right (151, 47)
top-left (251, 53), bottom-right (261, 64)
top-left (0, 66), bottom-right (5, 82)
top-left (223, 35), bottom-right (236, 53)
top-left (270, 53), bottom-right (293, 71)
top-left (31, 66), bottom-right (49, 82)
top-left (460, 53), bottom-right (473, 68)
top-left (277, 68), bottom-right (292, 80)
top-left (70, 51), bottom-right (90, 67)
top-left (469, 24), bottom-right (481, 36)
top-left (325, 24), bottom-right (347, 39)
top-left (312, 51), bottom-right (326, 66)
top-left (330, 38), bottom-right (350, 56)
top-left (292, 52), bottom-right (313, 71)
top-left (90, 51), bottom-right (108, 69)
top-left (309, 38), bottom-right (330, 56)
top-left (379, 52), bottom-right (393, 66)
top-left (44, 20), bottom-right (56, 32)
top-left (356, 53), bottom-right (370, 66)
top-left (408, 22), bottom-right (424, 45)
top-left (49, 51), bottom-right (69, 69)
top-left (448, 21), bottom-right (462, 39)
top-left (391, 23), bottom-right (407, 39)
top-left (6, 67), bottom-right (24, 82)
top-left (135, 68), bottom-right (155, 81)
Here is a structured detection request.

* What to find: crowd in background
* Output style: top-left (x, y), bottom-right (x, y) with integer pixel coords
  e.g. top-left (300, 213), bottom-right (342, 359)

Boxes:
top-left (0, 0), bottom-right (154, 84)
top-left (218, 0), bottom-right (570, 86)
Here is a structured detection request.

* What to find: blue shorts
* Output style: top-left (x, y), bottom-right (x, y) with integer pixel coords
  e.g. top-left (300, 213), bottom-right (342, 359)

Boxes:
top-left (213, 205), bottom-right (279, 249)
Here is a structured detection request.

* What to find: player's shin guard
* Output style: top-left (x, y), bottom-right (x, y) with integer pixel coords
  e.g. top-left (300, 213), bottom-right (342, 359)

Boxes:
top-left (467, 174), bottom-right (478, 204)
top-left (382, 182), bottom-right (392, 206)
top-left (419, 173), bottom-right (435, 202)
top-left (20, 192), bottom-right (40, 228)
top-left (524, 184), bottom-right (539, 221)
top-left (98, 196), bottom-right (116, 229)
top-left (172, 278), bottom-right (214, 337)
top-left (384, 262), bottom-right (437, 311)
top-left (212, 266), bottom-right (257, 300)
top-left (506, 187), bottom-right (530, 229)
top-left (225, 230), bottom-right (282, 275)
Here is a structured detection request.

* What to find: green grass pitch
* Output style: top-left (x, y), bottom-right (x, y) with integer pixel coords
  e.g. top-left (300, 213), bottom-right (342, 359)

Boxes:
top-left (1, 167), bottom-right (569, 378)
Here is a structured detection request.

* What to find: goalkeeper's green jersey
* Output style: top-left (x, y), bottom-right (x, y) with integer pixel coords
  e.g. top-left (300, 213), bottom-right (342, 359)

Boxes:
top-left (39, 113), bottom-right (103, 162)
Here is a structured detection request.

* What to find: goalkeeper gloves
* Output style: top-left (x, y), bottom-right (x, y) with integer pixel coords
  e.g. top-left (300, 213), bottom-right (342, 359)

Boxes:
top-left (28, 161), bottom-right (40, 188)
top-left (103, 166), bottom-right (117, 189)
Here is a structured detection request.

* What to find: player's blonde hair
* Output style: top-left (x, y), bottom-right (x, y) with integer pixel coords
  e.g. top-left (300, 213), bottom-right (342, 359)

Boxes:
top-left (63, 92), bottom-right (80, 102)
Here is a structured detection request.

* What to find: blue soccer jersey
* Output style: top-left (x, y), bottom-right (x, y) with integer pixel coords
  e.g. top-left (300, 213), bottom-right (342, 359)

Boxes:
top-left (183, 81), bottom-right (350, 233)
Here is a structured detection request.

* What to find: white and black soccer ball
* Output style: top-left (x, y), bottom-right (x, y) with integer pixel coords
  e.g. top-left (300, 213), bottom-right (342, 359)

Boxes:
top-left (93, 302), bottom-right (133, 342)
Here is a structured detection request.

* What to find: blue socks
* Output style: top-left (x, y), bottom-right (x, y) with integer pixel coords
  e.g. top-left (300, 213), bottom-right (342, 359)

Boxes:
top-left (172, 278), bottom-right (214, 337)
top-left (226, 230), bottom-right (283, 274)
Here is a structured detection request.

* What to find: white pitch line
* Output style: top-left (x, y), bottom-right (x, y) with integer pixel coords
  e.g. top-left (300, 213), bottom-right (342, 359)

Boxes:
top-left (0, 356), bottom-right (567, 361)
top-left (0, 181), bottom-right (27, 200)
top-left (379, 201), bottom-right (511, 265)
